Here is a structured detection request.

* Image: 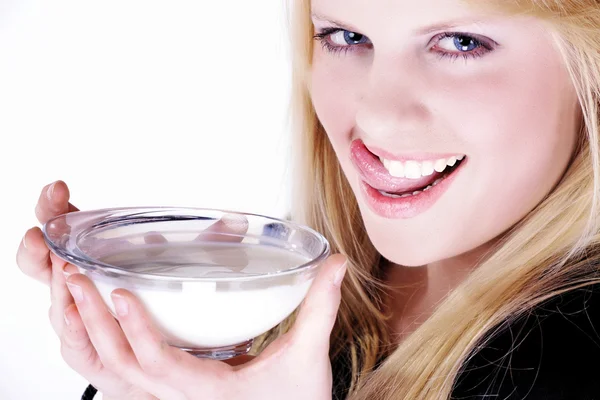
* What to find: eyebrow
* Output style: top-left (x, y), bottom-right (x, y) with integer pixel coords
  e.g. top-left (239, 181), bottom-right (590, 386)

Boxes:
top-left (311, 12), bottom-right (486, 35)
top-left (311, 13), bottom-right (360, 32)
top-left (416, 18), bottom-right (487, 35)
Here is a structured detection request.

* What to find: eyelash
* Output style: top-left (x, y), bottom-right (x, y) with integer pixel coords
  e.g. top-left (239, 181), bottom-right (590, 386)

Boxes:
top-left (312, 27), bottom-right (495, 61)
top-left (313, 28), bottom-right (369, 56)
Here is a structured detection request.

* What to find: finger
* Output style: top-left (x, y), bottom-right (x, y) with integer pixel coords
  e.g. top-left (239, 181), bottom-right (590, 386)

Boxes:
top-left (110, 289), bottom-right (184, 380)
top-left (196, 214), bottom-right (250, 271)
top-left (111, 289), bottom-right (232, 388)
top-left (65, 274), bottom-right (141, 380)
top-left (66, 276), bottom-right (181, 399)
top-left (143, 232), bottom-right (169, 257)
top-left (289, 254), bottom-right (347, 352)
top-left (61, 304), bottom-right (133, 395)
top-left (49, 262), bottom-right (77, 336)
top-left (35, 180), bottom-right (79, 225)
top-left (16, 227), bottom-right (52, 285)
top-left (195, 214), bottom-right (248, 243)
top-left (61, 304), bottom-right (105, 375)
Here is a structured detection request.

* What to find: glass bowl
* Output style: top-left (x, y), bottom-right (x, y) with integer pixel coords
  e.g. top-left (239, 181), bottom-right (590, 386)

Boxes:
top-left (43, 207), bottom-right (330, 360)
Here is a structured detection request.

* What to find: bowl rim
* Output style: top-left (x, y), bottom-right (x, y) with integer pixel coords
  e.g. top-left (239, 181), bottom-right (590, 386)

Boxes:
top-left (43, 206), bottom-right (331, 282)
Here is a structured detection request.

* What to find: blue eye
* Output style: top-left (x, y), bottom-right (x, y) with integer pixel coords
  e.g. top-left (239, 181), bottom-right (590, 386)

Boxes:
top-left (436, 34), bottom-right (482, 53)
top-left (313, 28), bottom-right (372, 55)
top-left (453, 35), bottom-right (478, 51)
top-left (313, 27), bottom-right (496, 60)
top-left (339, 31), bottom-right (369, 45)
top-left (432, 32), bottom-right (495, 61)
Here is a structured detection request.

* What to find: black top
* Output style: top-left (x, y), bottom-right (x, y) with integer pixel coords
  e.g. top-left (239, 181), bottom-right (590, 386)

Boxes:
top-left (333, 284), bottom-right (600, 399)
top-left (452, 284), bottom-right (600, 399)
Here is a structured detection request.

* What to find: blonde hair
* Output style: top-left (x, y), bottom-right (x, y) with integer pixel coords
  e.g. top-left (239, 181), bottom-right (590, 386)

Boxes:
top-left (256, 0), bottom-right (600, 399)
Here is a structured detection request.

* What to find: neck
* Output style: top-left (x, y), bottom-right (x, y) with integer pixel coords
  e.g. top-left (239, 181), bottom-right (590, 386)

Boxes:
top-left (383, 242), bottom-right (494, 344)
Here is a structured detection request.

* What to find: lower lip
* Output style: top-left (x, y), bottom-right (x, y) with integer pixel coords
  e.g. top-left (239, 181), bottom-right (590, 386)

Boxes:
top-left (359, 159), bottom-right (467, 219)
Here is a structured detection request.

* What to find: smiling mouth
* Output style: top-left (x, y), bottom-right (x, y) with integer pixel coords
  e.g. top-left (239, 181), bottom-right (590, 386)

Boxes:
top-left (375, 156), bottom-right (465, 198)
top-left (350, 139), bottom-right (465, 194)
top-left (349, 139), bottom-right (468, 218)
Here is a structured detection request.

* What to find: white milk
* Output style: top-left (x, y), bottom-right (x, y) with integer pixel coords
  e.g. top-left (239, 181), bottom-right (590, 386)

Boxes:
top-left (82, 243), bottom-right (315, 349)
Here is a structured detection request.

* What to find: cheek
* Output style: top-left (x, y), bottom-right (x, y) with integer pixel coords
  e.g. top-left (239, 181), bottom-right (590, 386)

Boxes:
top-left (309, 53), bottom-right (362, 151)
top-left (447, 52), bottom-right (579, 240)
top-left (389, 54), bottom-right (578, 265)
top-left (442, 63), bottom-right (576, 167)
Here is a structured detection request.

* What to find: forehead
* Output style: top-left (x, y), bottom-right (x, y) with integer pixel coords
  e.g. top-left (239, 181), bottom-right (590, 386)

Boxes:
top-left (310, 0), bottom-right (496, 33)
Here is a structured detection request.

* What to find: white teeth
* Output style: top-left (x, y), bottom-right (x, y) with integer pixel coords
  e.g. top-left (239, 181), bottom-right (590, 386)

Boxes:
top-left (377, 172), bottom-right (451, 199)
top-left (433, 159), bottom-right (447, 173)
top-left (378, 190), bottom-right (415, 199)
top-left (376, 179), bottom-right (439, 199)
top-left (421, 161), bottom-right (434, 177)
top-left (404, 161), bottom-right (421, 179)
top-left (379, 190), bottom-right (400, 198)
top-left (376, 172), bottom-right (451, 199)
top-left (388, 161), bottom-right (405, 178)
top-left (379, 154), bottom-right (465, 179)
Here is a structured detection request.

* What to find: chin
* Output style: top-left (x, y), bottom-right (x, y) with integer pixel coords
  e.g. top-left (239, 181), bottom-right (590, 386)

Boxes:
top-left (377, 248), bottom-right (437, 267)
top-left (362, 220), bottom-right (467, 268)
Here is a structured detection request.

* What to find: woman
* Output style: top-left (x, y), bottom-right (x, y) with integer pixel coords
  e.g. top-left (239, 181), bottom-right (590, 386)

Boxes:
top-left (16, 0), bottom-right (600, 398)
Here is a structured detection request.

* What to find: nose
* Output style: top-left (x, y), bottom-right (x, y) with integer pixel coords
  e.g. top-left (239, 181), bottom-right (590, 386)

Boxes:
top-left (355, 53), bottom-right (432, 142)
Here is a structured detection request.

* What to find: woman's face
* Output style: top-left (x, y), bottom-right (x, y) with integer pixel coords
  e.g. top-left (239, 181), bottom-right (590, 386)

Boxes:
top-left (309, 0), bottom-right (581, 266)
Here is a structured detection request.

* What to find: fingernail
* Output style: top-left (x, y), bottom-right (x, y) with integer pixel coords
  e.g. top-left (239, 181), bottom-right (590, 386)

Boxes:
top-left (64, 311), bottom-right (71, 326)
top-left (22, 235), bottom-right (28, 250)
top-left (47, 182), bottom-right (56, 201)
top-left (66, 282), bottom-right (84, 303)
top-left (63, 264), bottom-right (79, 278)
top-left (333, 260), bottom-right (348, 287)
top-left (221, 213), bottom-right (249, 228)
top-left (111, 293), bottom-right (129, 317)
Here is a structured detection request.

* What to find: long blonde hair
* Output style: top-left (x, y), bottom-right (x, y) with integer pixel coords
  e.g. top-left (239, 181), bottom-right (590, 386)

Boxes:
top-left (256, 0), bottom-right (600, 399)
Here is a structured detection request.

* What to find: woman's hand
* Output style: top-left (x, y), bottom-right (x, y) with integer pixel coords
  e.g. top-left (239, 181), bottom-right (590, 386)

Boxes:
top-left (16, 181), bottom-right (157, 400)
top-left (62, 252), bottom-right (348, 400)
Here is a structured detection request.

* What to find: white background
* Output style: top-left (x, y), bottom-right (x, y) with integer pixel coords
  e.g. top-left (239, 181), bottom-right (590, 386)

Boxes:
top-left (0, 1), bottom-right (291, 398)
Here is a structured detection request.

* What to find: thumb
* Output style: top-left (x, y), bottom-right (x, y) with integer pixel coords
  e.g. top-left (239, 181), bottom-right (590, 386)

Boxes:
top-left (290, 253), bottom-right (347, 351)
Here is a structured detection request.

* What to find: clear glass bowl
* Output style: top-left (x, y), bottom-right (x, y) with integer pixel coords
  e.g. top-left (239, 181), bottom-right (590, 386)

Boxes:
top-left (43, 207), bottom-right (330, 360)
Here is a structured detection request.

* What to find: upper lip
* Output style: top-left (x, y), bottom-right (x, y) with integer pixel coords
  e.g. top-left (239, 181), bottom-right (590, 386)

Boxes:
top-left (349, 139), bottom-right (464, 193)
top-left (363, 142), bottom-right (465, 162)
